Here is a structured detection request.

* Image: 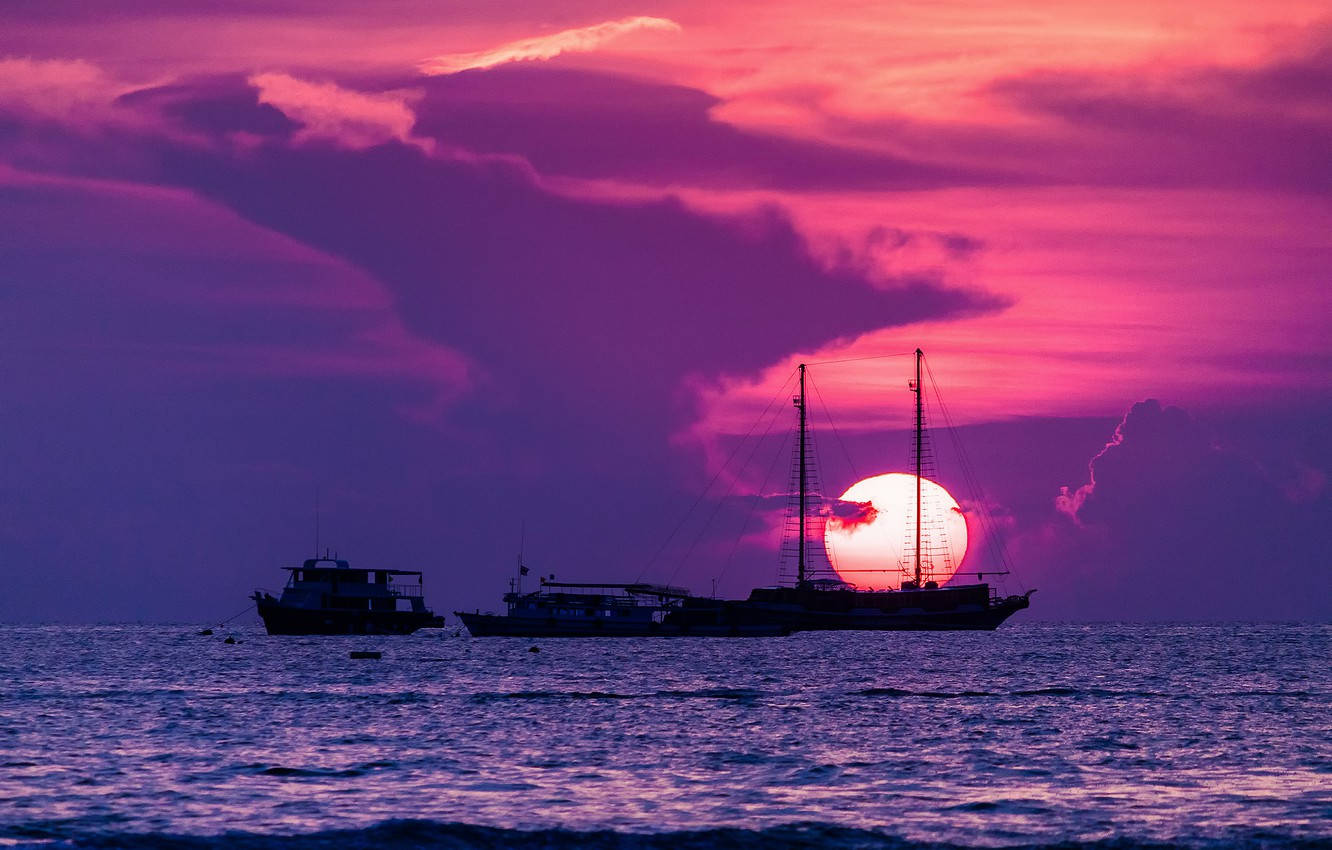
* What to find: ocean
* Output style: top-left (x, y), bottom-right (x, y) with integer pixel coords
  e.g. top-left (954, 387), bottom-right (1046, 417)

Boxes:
top-left (1, 623), bottom-right (1328, 849)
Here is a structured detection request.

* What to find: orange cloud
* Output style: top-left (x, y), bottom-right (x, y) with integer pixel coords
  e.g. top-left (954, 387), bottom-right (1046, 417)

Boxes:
top-left (418, 16), bottom-right (681, 76)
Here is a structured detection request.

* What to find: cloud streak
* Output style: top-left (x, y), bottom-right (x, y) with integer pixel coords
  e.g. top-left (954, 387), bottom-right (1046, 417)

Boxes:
top-left (418, 16), bottom-right (681, 76)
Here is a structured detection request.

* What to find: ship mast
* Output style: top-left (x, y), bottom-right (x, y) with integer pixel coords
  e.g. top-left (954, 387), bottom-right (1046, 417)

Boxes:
top-left (797, 363), bottom-right (808, 587)
top-left (913, 348), bottom-right (923, 588)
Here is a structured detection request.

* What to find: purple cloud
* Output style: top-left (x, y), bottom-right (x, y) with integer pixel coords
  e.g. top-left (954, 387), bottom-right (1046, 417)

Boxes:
top-left (1043, 400), bottom-right (1331, 619)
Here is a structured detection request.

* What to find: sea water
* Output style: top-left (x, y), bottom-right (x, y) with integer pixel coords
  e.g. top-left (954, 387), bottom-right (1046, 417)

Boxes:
top-left (1, 623), bottom-right (1328, 848)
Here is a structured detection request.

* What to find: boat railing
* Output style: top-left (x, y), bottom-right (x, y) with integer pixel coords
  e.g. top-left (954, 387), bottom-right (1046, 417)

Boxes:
top-left (389, 583), bottom-right (424, 598)
top-left (519, 592), bottom-right (669, 608)
top-left (536, 581), bottom-right (693, 599)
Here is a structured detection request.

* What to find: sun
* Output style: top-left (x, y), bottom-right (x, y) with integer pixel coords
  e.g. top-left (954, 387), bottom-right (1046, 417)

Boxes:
top-left (823, 472), bottom-right (968, 591)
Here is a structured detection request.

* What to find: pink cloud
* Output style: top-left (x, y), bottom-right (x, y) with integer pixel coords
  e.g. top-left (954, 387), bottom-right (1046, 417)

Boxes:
top-left (0, 57), bottom-right (144, 127)
top-left (248, 72), bottom-right (431, 151)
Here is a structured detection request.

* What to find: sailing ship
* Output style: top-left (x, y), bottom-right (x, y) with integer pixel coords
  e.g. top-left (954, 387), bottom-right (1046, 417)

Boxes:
top-left (252, 554), bottom-right (446, 635)
top-left (729, 349), bottom-right (1033, 630)
top-left (458, 349), bottom-right (1028, 636)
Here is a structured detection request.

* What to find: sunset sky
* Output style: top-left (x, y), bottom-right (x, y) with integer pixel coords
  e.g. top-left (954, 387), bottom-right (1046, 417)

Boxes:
top-left (2, 0), bottom-right (1328, 622)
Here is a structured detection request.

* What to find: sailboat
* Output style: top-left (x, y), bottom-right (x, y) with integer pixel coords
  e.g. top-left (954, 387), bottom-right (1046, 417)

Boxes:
top-left (728, 349), bottom-right (1034, 631)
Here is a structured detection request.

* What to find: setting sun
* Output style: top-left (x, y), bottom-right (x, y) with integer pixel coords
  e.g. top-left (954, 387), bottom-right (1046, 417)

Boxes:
top-left (824, 472), bottom-right (968, 591)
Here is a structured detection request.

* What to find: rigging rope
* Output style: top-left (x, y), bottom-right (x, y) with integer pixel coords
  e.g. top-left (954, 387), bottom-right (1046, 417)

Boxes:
top-left (923, 357), bottom-right (1025, 593)
top-left (806, 369), bottom-right (860, 481)
top-left (714, 423), bottom-right (795, 593)
top-left (804, 352), bottom-right (914, 366)
top-left (665, 371), bottom-right (800, 588)
top-left (637, 368), bottom-right (798, 584)
top-left (202, 602), bottom-right (257, 630)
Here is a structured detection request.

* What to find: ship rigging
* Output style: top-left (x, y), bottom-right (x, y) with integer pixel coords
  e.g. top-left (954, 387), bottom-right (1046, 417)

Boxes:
top-left (689, 348), bottom-right (1033, 630)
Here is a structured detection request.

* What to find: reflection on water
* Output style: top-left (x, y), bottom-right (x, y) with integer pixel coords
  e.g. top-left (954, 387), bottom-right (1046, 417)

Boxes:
top-left (0, 623), bottom-right (1328, 847)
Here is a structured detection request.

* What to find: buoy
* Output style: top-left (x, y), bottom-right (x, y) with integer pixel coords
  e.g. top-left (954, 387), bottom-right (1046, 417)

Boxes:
top-left (223, 636), bottom-right (236, 644)
top-left (528, 646), bottom-right (540, 653)
top-left (350, 651), bottom-right (382, 659)
top-left (198, 629), bottom-right (213, 636)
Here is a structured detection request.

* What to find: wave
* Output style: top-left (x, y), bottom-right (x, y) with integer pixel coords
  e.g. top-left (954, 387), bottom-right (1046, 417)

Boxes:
top-left (468, 688), bottom-right (765, 703)
top-left (468, 690), bottom-right (638, 702)
top-left (4, 820), bottom-right (1330, 850)
top-left (247, 761), bottom-right (397, 778)
top-left (854, 688), bottom-right (996, 698)
top-left (850, 687), bottom-right (1321, 700)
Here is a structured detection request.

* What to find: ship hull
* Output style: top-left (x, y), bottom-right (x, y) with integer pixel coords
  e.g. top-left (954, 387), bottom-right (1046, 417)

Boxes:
top-left (456, 611), bottom-right (789, 638)
top-left (256, 601), bottom-right (445, 635)
top-left (457, 590), bottom-right (1029, 636)
top-left (734, 599), bottom-right (1028, 631)
top-left (732, 585), bottom-right (1033, 632)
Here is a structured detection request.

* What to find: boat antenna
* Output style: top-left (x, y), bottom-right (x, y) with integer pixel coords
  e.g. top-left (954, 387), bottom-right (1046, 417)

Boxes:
top-left (517, 519), bottom-right (527, 593)
top-left (797, 363), bottom-right (808, 587)
top-left (913, 348), bottom-right (923, 588)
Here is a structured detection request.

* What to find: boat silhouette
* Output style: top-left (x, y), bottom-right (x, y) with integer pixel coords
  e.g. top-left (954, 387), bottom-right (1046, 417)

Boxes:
top-left (253, 554), bottom-right (446, 635)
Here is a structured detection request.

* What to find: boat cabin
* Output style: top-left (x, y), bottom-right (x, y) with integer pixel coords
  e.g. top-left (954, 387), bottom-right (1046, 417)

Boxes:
top-left (501, 581), bottom-right (691, 625)
top-left (268, 557), bottom-right (431, 613)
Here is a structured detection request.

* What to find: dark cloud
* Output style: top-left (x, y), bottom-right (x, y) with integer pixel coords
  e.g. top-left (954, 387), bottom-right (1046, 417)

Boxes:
top-left (1055, 400), bottom-right (1211, 523)
top-left (144, 133), bottom-right (1006, 397)
top-left (825, 498), bottom-right (877, 533)
top-left (1044, 400), bottom-right (1331, 620)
